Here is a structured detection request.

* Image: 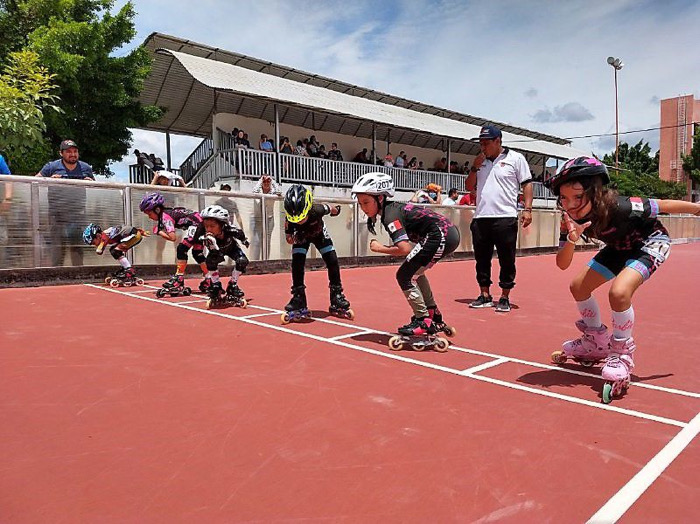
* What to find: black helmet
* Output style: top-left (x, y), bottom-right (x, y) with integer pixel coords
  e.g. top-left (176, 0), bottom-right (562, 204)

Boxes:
top-left (544, 156), bottom-right (610, 196)
top-left (284, 184), bottom-right (313, 223)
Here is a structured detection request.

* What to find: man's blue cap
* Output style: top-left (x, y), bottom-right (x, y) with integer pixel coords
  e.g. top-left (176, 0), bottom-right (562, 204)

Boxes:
top-left (474, 125), bottom-right (502, 140)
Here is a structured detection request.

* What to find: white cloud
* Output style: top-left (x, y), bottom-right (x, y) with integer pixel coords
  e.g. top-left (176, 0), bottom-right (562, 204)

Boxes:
top-left (532, 103), bottom-right (594, 123)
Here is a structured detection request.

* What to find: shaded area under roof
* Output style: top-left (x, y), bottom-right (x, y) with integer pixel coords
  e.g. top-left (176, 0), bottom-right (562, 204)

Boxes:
top-left (140, 32), bottom-right (586, 161)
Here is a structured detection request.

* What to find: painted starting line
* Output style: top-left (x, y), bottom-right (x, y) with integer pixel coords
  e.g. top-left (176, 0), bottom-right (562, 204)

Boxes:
top-left (86, 283), bottom-right (700, 524)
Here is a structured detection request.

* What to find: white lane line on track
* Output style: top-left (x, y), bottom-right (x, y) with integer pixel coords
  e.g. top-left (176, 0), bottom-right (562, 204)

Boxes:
top-left (175, 299), bottom-right (207, 305)
top-left (239, 312), bottom-right (284, 320)
top-left (86, 284), bottom-right (689, 428)
top-left (461, 357), bottom-right (510, 374)
top-left (587, 411), bottom-right (700, 523)
top-left (94, 284), bottom-right (700, 399)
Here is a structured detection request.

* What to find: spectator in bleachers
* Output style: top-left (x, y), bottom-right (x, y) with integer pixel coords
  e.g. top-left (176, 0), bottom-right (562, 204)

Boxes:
top-left (443, 188), bottom-right (459, 205)
top-left (328, 143), bottom-right (343, 161)
top-left (411, 183), bottom-right (443, 205)
top-left (215, 184), bottom-right (245, 232)
top-left (434, 157), bottom-right (447, 172)
top-left (458, 190), bottom-right (476, 206)
top-left (318, 144), bottom-right (328, 159)
top-left (149, 153), bottom-right (165, 170)
top-left (395, 151), bottom-right (406, 168)
top-left (151, 167), bottom-right (185, 187)
top-left (259, 134), bottom-right (274, 152)
top-left (280, 137), bottom-right (294, 154)
top-left (418, 160), bottom-right (425, 170)
top-left (353, 148), bottom-right (369, 163)
top-left (406, 156), bottom-right (418, 170)
top-left (234, 130), bottom-right (249, 148)
top-left (294, 140), bottom-right (308, 156)
top-left (383, 154), bottom-right (394, 167)
top-left (307, 135), bottom-right (320, 157)
top-left (133, 149), bottom-right (154, 169)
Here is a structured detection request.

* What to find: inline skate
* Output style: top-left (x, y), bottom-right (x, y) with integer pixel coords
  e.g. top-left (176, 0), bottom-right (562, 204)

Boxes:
top-left (156, 274), bottom-right (192, 298)
top-left (281, 285), bottom-right (311, 324)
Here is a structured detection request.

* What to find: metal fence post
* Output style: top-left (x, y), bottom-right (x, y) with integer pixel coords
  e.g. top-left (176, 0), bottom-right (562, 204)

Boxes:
top-left (261, 195), bottom-right (269, 261)
top-left (353, 201), bottom-right (359, 258)
top-left (198, 191), bottom-right (206, 212)
top-left (31, 182), bottom-right (41, 267)
top-left (123, 186), bottom-right (134, 264)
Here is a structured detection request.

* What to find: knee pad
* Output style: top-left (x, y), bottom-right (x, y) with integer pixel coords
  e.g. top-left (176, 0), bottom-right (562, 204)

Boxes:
top-left (235, 254), bottom-right (249, 273)
top-left (109, 245), bottom-right (124, 260)
top-left (176, 243), bottom-right (190, 261)
top-left (192, 249), bottom-right (206, 264)
top-left (206, 251), bottom-right (224, 271)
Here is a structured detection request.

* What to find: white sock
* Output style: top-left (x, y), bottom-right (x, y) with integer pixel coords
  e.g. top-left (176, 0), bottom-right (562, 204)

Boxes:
top-left (576, 296), bottom-right (601, 328)
top-left (231, 269), bottom-right (242, 284)
top-left (118, 256), bottom-right (131, 269)
top-left (210, 271), bottom-right (220, 284)
top-left (612, 306), bottom-right (634, 339)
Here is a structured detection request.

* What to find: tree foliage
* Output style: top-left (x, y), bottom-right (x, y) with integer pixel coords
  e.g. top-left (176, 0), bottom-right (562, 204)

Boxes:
top-left (0, 0), bottom-right (162, 175)
top-left (681, 126), bottom-right (700, 185)
top-left (601, 140), bottom-right (687, 200)
top-left (0, 49), bottom-right (59, 156)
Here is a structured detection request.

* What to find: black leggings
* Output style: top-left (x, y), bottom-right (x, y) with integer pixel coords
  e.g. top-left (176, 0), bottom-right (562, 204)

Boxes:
top-left (470, 217), bottom-right (518, 290)
top-left (292, 234), bottom-right (340, 288)
top-left (396, 225), bottom-right (460, 290)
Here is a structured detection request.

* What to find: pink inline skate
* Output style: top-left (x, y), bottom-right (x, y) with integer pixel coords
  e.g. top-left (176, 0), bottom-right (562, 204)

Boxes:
top-left (551, 320), bottom-right (611, 368)
top-left (601, 337), bottom-right (635, 404)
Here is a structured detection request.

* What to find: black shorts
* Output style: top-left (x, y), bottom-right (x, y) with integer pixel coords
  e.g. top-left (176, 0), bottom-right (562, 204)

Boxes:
top-left (588, 231), bottom-right (671, 281)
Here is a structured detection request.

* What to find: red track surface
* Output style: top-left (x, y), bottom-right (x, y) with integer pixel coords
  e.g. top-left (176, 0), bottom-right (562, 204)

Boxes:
top-left (2, 245), bottom-right (699, 522)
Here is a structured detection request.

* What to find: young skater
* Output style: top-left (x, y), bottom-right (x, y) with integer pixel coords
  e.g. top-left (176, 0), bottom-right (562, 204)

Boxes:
top-left (351, 172), bottom-right (459, 350)
top-left (139, 192), bottom-right (208, 297)
top-left (546, 156), bottom-right (700, 402)
top-left (198, 204), bottom-right (250, 309)
top-left (82, 223), bottom-right (148, 286)
top-left (282, 184), bottom-right (352, 322)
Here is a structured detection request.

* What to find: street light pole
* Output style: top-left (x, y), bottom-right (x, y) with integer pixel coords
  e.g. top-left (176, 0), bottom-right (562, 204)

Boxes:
top-left (607, 56), bottom-right (624, 169)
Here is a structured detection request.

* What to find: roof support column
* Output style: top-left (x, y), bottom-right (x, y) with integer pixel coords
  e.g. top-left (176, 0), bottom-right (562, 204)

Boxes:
top-left (387, 129), bottom-right (391, 156)
top-left (371, 124), bottom-right (376, 166)
top-left (274, 104), bottom-right (281, 183)
top-left (165, 131), bottom-right (172, 171)
top-left (446, 138), bottom-right (451, 177)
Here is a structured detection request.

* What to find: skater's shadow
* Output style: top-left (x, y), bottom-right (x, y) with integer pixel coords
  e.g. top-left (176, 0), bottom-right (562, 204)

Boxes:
top-left (454, 297), bottom-right (520, 310)
top-left (350, 332), bottom-right (392, 346)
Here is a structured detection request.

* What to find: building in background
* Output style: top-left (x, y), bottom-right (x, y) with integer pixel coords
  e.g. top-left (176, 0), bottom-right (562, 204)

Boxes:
top-left (659, 94), bottom-right (700, 201)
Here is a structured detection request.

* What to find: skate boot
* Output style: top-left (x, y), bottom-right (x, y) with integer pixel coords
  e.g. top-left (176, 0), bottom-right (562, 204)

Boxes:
top-left (105, 268), bottom-right (126, 285)
top-left (199, 277), bottom-right (213, 293)
top-left (389, 316), bottom-right (448, 352)
top-left (281, 285), bottom-right (310, 324)
top-left (226, 280), bottom-right (245, 299)
top-left (156, 274), bottom-right (191, 298)
top-left (106, 267), bottom-right (144, 287)
top-left (551, 320), bottom-right (610, 367)
top-left (206, 281), bottom-right (230, 309)
top-left (601, 337), bottom-right (635, 404)
top-left (427, 306), bottom-right (456, 337)
top-left (328, 284), bottom-right (354, 320)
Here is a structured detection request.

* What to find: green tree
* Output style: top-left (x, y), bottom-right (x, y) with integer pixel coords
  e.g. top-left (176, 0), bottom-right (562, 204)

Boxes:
top-left (0, 0), bottom-right (162, 175)
top-left (602, 139), bottom-right (686, 199)
top-left (681, 126), bottom-right (700, 184)
top-left (0, 50), bottom-right (59, 170)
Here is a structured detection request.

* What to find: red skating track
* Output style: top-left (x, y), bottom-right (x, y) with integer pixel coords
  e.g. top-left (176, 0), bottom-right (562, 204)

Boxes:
top-left (2, 245), bottom-right (699, 522)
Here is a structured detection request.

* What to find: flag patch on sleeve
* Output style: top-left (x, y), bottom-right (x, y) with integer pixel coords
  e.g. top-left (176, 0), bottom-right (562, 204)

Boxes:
top-left (630, 197), bottom-right (644, 216)
top-left (387, 220), bottom-right (402, 233)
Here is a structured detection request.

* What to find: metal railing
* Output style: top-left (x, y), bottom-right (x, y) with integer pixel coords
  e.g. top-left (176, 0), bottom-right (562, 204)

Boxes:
top-left (179, 136), bottom-right (214, 183)
top-left (128, 164), bottom-right (182, 185)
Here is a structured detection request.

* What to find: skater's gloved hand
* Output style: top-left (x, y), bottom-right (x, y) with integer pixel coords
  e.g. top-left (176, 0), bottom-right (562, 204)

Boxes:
top-left (243, 239), bottom-right (250, 248)
top-left (202, 233), bottom-right (219, 251)
top-left (330, 205), bottom-right (341, 216)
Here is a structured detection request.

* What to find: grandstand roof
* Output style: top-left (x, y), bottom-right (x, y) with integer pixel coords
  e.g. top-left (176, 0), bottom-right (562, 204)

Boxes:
top-left (140, 33), bottom-right (586, 160)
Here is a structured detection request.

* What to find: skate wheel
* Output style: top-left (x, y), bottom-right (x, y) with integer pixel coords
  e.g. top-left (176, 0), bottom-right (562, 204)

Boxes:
top-left (206, 299), bottom-right (213, 310)
top-left (281, 313), bottom-right (291, 325)
top-left (109, 279), bottom-right (120, 288)
top-left (551, 350), bottom-right (567, 364)
top-left (434, 337), bottom-right (449, 352)
top-left (136, 278), bottom-right (144, 286)
top-left (345, 308), bottom-right (355, 320)
top-left (239, 298), bottom-right (248, 309)
top-left (124, 281), bottom-right (133, 287)
top-left (156, 289), bottom-right (166, 298)
top-left (182, 287), bottom-right (192, 296)
top-left (443, 326), bottom-right (456, 337)
top-left (388, 336), bottom-right (404, 351)
top-left (580, 360), bottom-right (595, 368)
top-left (104, 276), bottom-right (112, 284)
top-left (602, 382), bottom-right (613, 404)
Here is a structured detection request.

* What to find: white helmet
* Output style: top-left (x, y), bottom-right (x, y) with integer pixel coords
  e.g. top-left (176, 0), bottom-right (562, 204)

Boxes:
top-left (200, 205), bottom-right (230, 223)
top-left (351, 172), bottom-right (395, 198)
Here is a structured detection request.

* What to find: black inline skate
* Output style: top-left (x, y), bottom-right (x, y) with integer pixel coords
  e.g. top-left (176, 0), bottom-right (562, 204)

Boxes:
top-left (388, 316), bottom-right (449, 352)
top-left (328, 284), bottom-right (354, 320)
top-left (105, 268), bottom-right (144, 288)
top-left (427, 306), bottom-right (456, 337)
top-left (156, 274), bottom-right (191, 298)
top-left (199, 277), bottom-right (213, 293)
top-left (281, 285), bottom-right (311, 324)
top-left (206, 280), bottom-right (248, 310)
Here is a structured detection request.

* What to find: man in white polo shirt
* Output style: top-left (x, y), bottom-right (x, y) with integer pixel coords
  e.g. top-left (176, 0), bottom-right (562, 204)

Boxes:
top-left (465, 125), bottom-right (533, 312)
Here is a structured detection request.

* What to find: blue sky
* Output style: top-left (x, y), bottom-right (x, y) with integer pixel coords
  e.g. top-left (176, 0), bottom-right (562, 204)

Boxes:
top-left (109, 0), bottom-right (700, 180)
